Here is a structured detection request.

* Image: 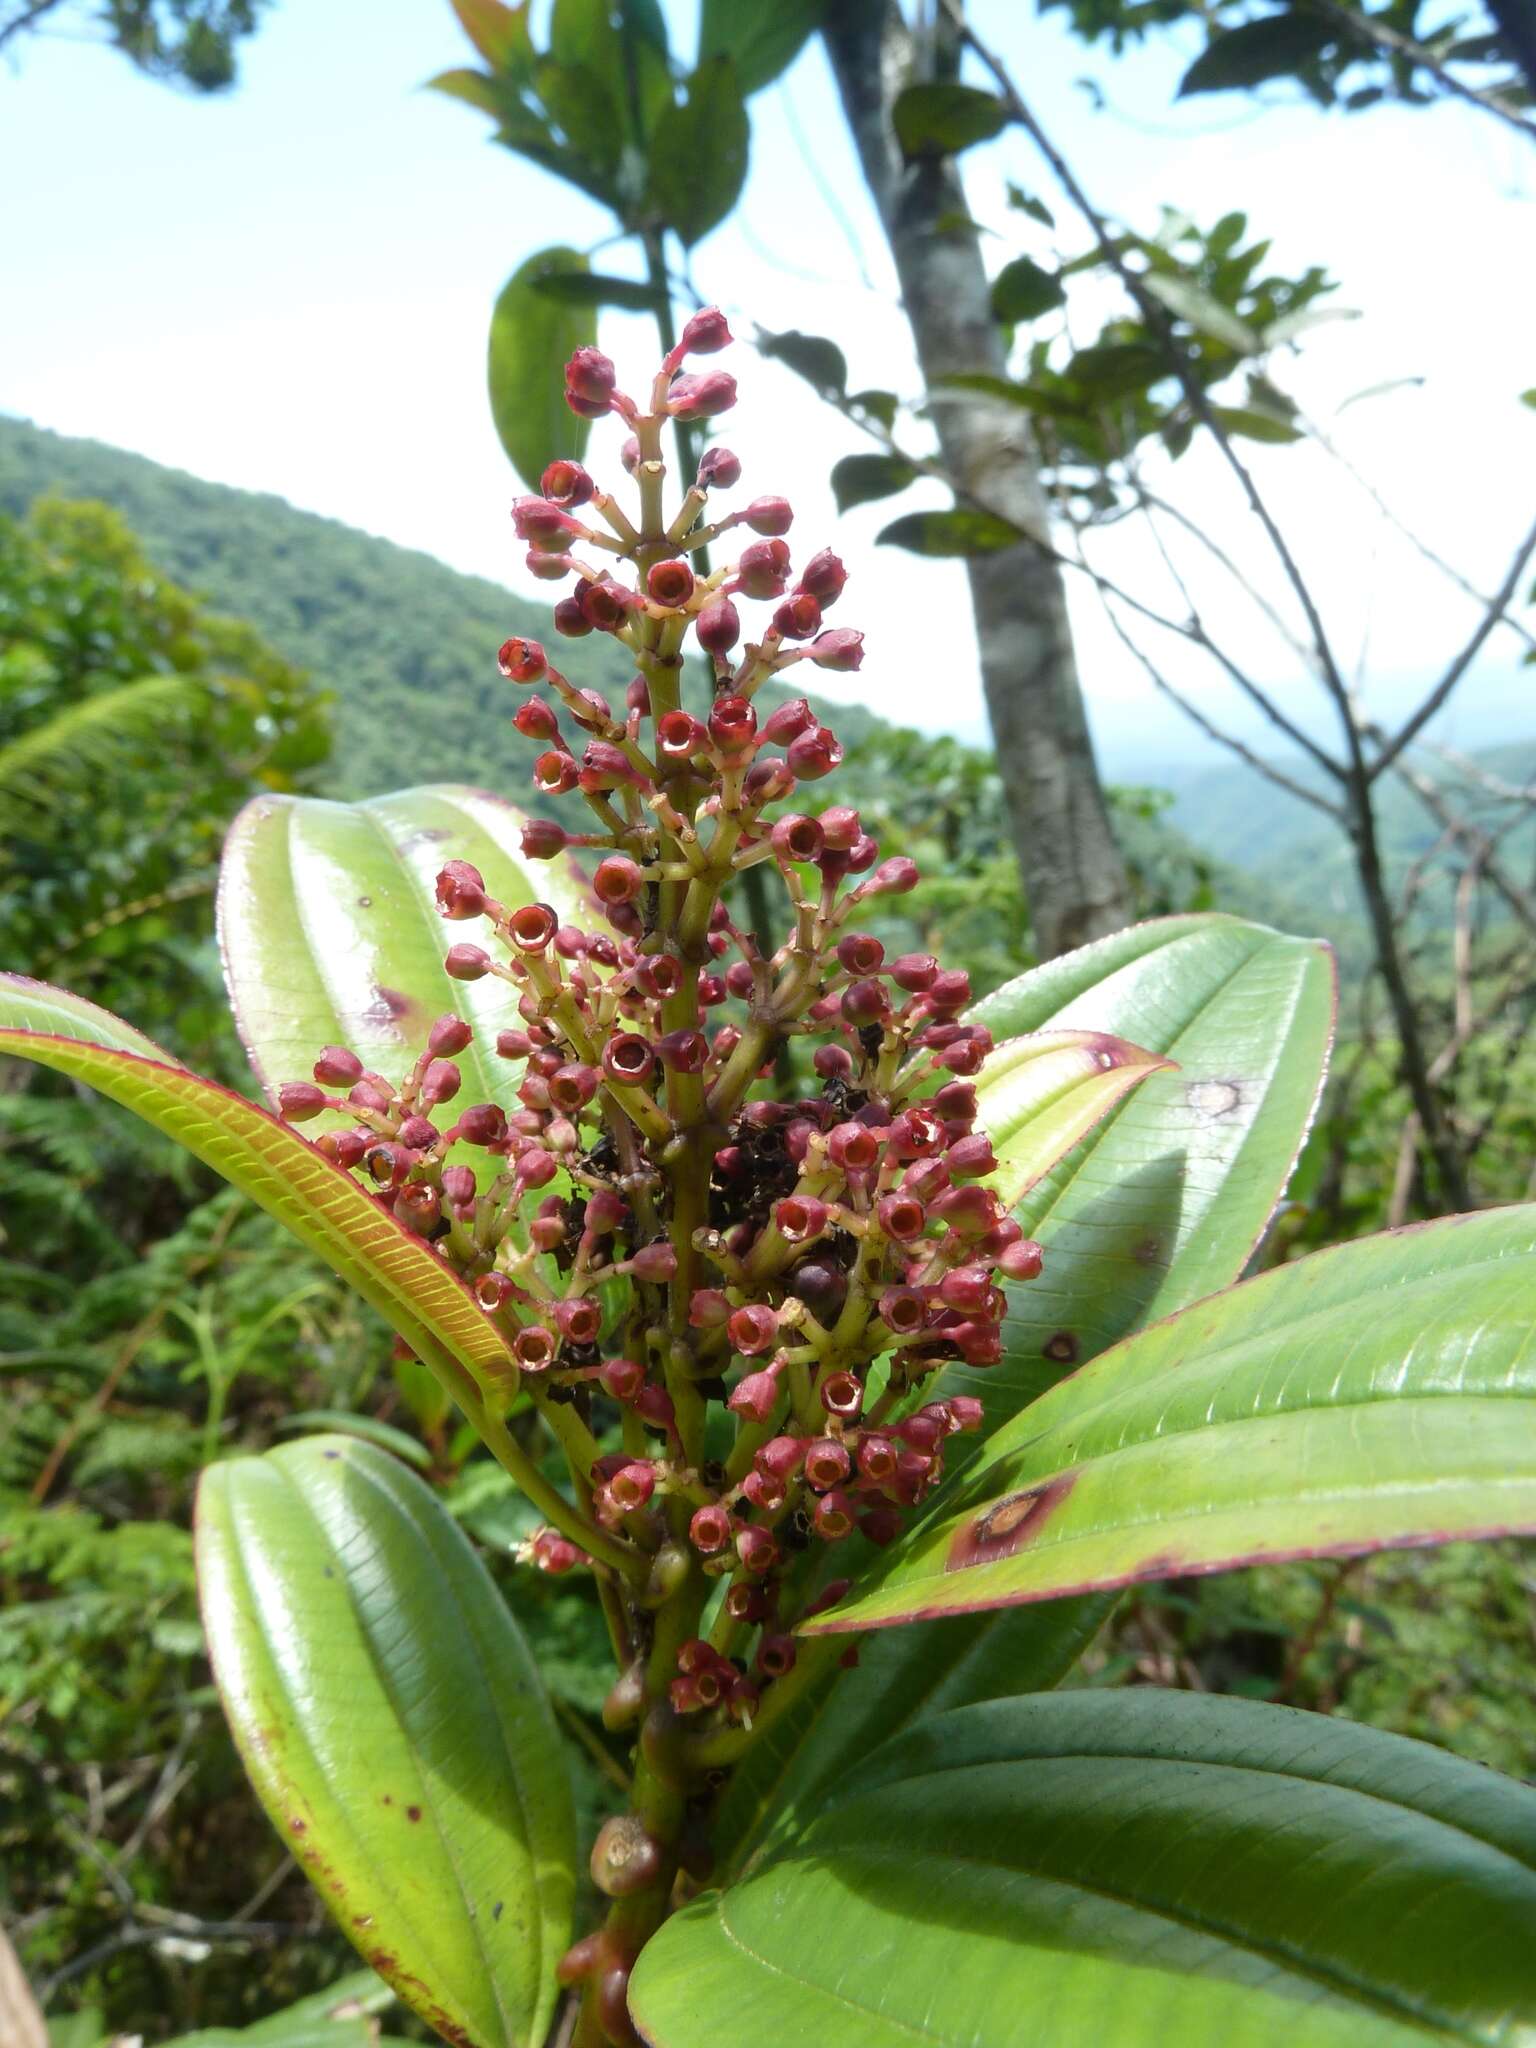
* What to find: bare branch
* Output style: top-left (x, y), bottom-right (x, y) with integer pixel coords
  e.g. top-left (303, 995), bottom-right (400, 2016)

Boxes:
top-left (1311, 0), bottom-right (1536, 144)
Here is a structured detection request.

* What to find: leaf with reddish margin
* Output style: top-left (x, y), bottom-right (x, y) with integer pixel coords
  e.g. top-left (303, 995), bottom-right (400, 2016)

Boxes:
top-left (0, 976), bottom-right (511, 1399)
top-left (802, 1205), bottom-right (1536, 1634)
top-left (218, 785), bottom-right (591, 1150)
top-left (975, 1028), bottom-right (1174, 1210)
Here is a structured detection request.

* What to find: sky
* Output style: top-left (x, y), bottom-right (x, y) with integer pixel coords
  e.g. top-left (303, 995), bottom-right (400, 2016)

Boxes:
top-left (2, 0), bottom-right (1532, 777)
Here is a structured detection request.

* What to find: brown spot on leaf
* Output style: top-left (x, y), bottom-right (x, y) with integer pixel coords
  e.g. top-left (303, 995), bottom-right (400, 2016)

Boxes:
top-left (1043, 1330), bottom-right (1078, 1364)
top-left (1186, 1077), bottom-right (1245, 1122)
top-left (356, 895), bottom-right (372, 908)
top-left (289, 1817), bottom-right (307, 1833)
top-left (406, 1804), bottom-right (422, 1822)
top-left (1132, 1236), bottom-right (1162, 1267)
top-left (368, 985), bottom-right (417, 1024)
top-left (492, 1900), bottom-right (503, 1921)
top-left (946, 1471), bottom-right (1076, 1571)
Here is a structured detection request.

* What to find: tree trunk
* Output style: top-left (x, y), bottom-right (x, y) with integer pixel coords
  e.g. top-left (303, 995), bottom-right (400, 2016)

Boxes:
top-left (823, 0), bottom-right (1132, 959)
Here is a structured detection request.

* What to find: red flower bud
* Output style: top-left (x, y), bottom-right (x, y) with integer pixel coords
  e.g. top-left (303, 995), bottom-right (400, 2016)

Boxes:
top-left (744, 494), bottom-right (793, 536)
top-left (442, 1165), bottom-right (477, 1207)
top-left (707, 694), bottom-right (756, 752)
top-left (508, 902), bottom-right (559, 951)
top-left (728, 1303), bottom-right (778, 1355)
top-left (603, 1034), bottom-right (655, 1086)
top-left (819, 1370), bottom-right (864, 1419)
top-left (786, 725), bottom-right (843, 780)
top-left (608, 1460), bottom-right (656, 1511)
top-left (803, 1436), bottom-right (851, 1492)
top-left (697, 444), bottom-right (741, 489)
top-left (772, 590), bottom-right (822, 641)
top-left (799, 549), bottom-right (847, 602)
top-left (809, 627), bottom-right (864, 671)
top-left (945, 1132), bottom-right (997, 1180)
top-left (593, 855), bottom-right (645, 905)
top-left (669, 369), bottom-right (737, 419)
top-left (419, 1059), bottom-right (461, 1107)
top-left (497, 635), bottom-right (548, 682)
top-left (456, 1102), bottom-right (508, 1147)
top-left (812, 1490), bottom-right (856, 1541)
top-left (534, 749), bottom-right (579, 795)
top-left (601, 1357), bottom-right (646, 1401)
top-left (866, 855), bottom-right (919, 895)
top-left (565, 345), bottom-right (617, 415)
top-left (889, 952), bottom-right (939, 993)
top-left (756, 1435), bottom-right (805, 1481)
top-left (521, 817), bottom-right (568, 860)
top-left (647, 558), bottom-right (696, 607)
top-left (728, 1364), bottom-right (782, 1422)
top-left (444, 942), bottom-right (491, 981)
top-left (879, 1285), bottom-right (927, 1334)
top-left (689, 1502), bottom-right (733, 1554)
top-left (629, 1241), bottom-right (678, 1282)
top-left (735, 538), bottom-right (790, 599)
top-left (312, 1046), bottom-right (362, 1086)
top-left (876, 1192), bottom-right (926, 1241)
top-left (541, 458), bottom-right (595, 506)
top-left (513, 697), bottom-right (560, 742)
top-left (840, 978), bottom-right (889, 1026)
top-left (695, 594), bottom-right (740, 655)
top-left (436, 859), bottom-right (488, 920)
top-left (757, 1632), bottom-right (797, 1678)
top-left (735, 1524), bottom-right (778, 1574)
top-left (999, 1237), bottom-right (1045, 1281)
top-left (828, 1121), bottom-right (880, 1172)
top-left (278, 1081), bottom-right (328, 1122)
top-left (762, 696), bottom-right (816, 744)
top-left (553, 595), bottom-right (591, 637)
top-left (775, 1194), bottom-right (828, 1243)
top-left (836, 932), bottom-right (884, 975)
top-left (770, 812), bottom-right (823, 863)
top-left (680, 305), bottom-right (732, 355)
top-left (656, 1028), bottom-right (708, 1073)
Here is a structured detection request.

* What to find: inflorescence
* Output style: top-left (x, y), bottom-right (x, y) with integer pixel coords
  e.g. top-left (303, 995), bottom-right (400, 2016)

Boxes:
top-left (276, 309), bottom-right (1042, 1747)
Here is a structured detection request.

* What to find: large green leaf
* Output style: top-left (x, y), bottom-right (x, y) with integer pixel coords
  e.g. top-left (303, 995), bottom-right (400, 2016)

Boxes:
top-left (697, 0), bottom-right (823, 93)
top-left (633, 1691), bottom-right (1536, 2047)
top-left (198, 1438), bottom-right (573, 2048)
top-left (804, 1204), bottom-right (1536, 1634)
top-left (956, 913), bottom-right (1335, 1427)
top-left (975, 1028), bottom-right (1172, 1210)
top-left (488, 247), bottom-right (597, 488)
top-left (0, 977), bottom-right (511, 1398)
top-left (219, 784), bottom-right (589, 1146)
top-left (643, 55), bottom-right (748, 248)
top-left (891, 81), bottom-right (1008, 158)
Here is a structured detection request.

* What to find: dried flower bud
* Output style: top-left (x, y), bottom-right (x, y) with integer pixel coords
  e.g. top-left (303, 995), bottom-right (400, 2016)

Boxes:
top-left (497, 635), bottom-right (548, 683)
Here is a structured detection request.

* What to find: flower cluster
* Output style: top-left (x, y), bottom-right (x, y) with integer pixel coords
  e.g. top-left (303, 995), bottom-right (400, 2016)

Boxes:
top-left (276, 312), bottom-right (1042, 1749)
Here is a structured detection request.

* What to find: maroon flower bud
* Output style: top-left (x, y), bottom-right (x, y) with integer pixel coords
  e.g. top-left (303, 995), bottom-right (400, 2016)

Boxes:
top-left (809, 627), bottom-right (865, 671)
top-left (803, 1436), bottom-right (851, 1492)
top-left (647, 558), bottom-right (696, 607)
top-left (798, 548), bottom-right (847, 602)
top-left (928, 968), bottom-right (973, 1014)
top-left (819, 1370), bottom-right (864, 1419)
top-left (422, 1014), bottom-right (468, 1058)
top-left (945, 1395), bottom-right (986, 1432)
top-left (866, 855), bottom-right (919, 895)
top-left (744, 494), bottom-right (793, 536)
top-left (565, 345), bottom-right (617, 415)
top-left (897, 1412), bottom-right (945, 1454)
top-left (512, 698), bottom-right (560, 744)
top-left (435, 859), bottom-right (487, 920)
top-left (879, 1285), bottom-right (927, 1335)
top-left (762, 696), bottom-right (816, 744)
top-left (654, 709), bottom-right (707, 760)
top-left (836, 932), bottom-right (885, 975)
top-left (776, 1194), bottom-right (828, 1243)
top-left (999, 1237), bottom-right (1045, 1281)
top-left (840, 978), bottom-right (889, 1027)
top-left (635, 953), bottom-right (683, 999)
top-left (520, 818), bottom-right (568, 863)
top-left (603, 1034), bottom-right (655, 1086)
top-left (278, 1081), bottom-right (329, 1122)
top-left (548, 1063), bottom-right (600, 1113)
top-left (456, 1102), bottom-right (508, 1147)
top-left (741, 1467), bottom-right (785, 1512)
top-left (951, 1321), bottom-right (1003, 1367)
top-left (812, 1490), bottom-right (856, 1541)
top-left (348, 1076), bottom-right (395, 1114)
top-left (939, 1264), bottom-right (995, 1313)
top-left (728, 1365), bottom-right (782, 1422)
top-left (601, 1357), bottom-right (646, 1402)
top-left (533, 749), bottom-right (579, 795)
top-left (707, 694), bottom-right (756, 753)
top-left (513, 1325), bottom-right (557, 1371)
top-left (876, 1192), bottom-right (926, 1242)
top-left (442, 1165), bottom-right (477, 1207)
top-left (828, 1121), bottom-right (880, 1172)
top-left (946, 1132), bottom-right (997, 1180)
top-left (844, 833), bottom-right (879, 874)
top-left (497, 635), bottom-right (548, 683)
top-left (496, 1028), bottom-right (534, 1060)
top-left (593, 855), bottom-right (644, 906)
top-left (813, 1043), bottom-right (853, 1080)
top-left (757, 1633), bottom-right (797, 1678)
top-left (669, 369), bottom-right (737, 419)
top-left (694, 594), bottom-right (740, 656)
top-left (526, 548), bottom-right (573, 582)
top-left (629, 1241), bottom-right (678, 1283)
top-left (689, 1502), bottom-right (732, 1554)
top-left (541, 458), bottom-right (595, 506)
top-left (889, 952), bottom-right (938, 992)
top-left (680, 305), bottom-right (731, 355)
top-left (770, 812), bottom-right (823, 863)
top-left (756, 1435), bottom-right (804, 1481)
top-left (577, 579), bottom-right (633, 632)
top-left (607, 1461), bottom-right (656, 1512)
top-left (697, 444), bottom-right (741, 489)
top-left (585, 1187), bottom-right (628, 1234)
top-left (728, 1303), bottom-right (778, 1355)
top-left (508, 902), bottom-right (559, 952)
top-left (772, 590), bottom-right (822, 641)
top-left (736, 537), bottom-right (791, 598)
top-left (859, 1505), bottom-right (903, 1547)
top-left (933, 1079), bottom-right (979, 1120)
top-left (444, 942), bottom-right (492, 981)
top-left (786, 725), bottom-right (843, 780)
top-left (930, 1183), bottom-right (998, 1236)
top-left (699, 972), bottom-right (726, 1006)
top-left (857, 1432), bottom-right (899, 1484)
top-left (418, 1059), bottom-right (461, 1108)
top-left (553, 595), bottom-right (591, 637)
top-left (633, 1382), bottom-right (677, 1433)
top-left (533, 1530), bottom-right (582, 1574)
top-left (591, 1816), bottom-right (663, 1898)
top-left (735, 1524), bottom-right (778, 1574)
top-left (688, 1288), bottom-right (731, 1329)
top-left (656, 1028), bottom-right (708, 1073)
top-left (511, 498), bottom-right (577, 545)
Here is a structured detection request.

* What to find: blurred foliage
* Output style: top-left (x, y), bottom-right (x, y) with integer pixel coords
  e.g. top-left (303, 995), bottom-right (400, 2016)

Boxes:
top-left (0, 0), bottom-right (271, 91)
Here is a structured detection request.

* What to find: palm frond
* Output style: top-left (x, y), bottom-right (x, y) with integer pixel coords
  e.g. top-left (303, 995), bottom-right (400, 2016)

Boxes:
top-left (0, 672), bottom-right (207, 832)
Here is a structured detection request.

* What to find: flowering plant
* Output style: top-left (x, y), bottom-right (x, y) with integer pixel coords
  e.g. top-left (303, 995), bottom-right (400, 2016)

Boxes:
top-left (5, 324), bottom-right (1535, 2048)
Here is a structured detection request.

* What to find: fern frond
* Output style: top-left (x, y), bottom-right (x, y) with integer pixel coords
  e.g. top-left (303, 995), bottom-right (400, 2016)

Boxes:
top-left (0, 672), bottom-right (207, 831)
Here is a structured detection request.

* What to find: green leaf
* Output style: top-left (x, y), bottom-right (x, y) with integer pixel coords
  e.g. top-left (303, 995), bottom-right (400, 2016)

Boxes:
top-left (197, 1437), bottom-right (573, 2048)
top-left (1143, 271), bottom-right (1259, 352)
top-left (488, 247), bottom-right (596, 488)
top-left (758, 328), bottom-right (847, 397)
top-left (976, 1029), bottom-right (1173, 1211)
top-left (425, 65), bottom-right (505, 118)
top-left (0, 977), bottom-right (513, 1400)
top-left (217, 785), bottom-right (590, 1163)
top-left (1209, 403), bottom-right (1305, 443)
top-left (958, 914), bottom-right (1336, 1426)
top-left (876, 508), bottom-right (1019, 557)
top-left (277, 1411), bottom-right (434, 1469)
top-left (892, 81), bottom-right (1008, 158)
top-left (1007, 181), bottom-right (1054, 226)
top-left (804, 1204), bottom-right (1536, 1634)
top-left (1519, 388), bottom-right (1536, 408)
top-left (644, 54), bottom-right (748, 247)
top-left (1179, 11), bottom-right (1338, 94)
top-left (828, 452), bottom-right (917, 513)
top-left (846, 387), bottom-right (898, 428)
top-left (449, 0), bottom-right (531, 73)
top-left (634, 1690), bottom-right (1536, 2048)
top-left (527, 270), bottom-right (668, 312)
top-left (697, 0), bottom-right (823, 92)
top-left (0, 672), bottom-right (206, 834)
top-left (153, 1966), bottom-right (399, 2045)
top-left (990, 254), bottom-right (1066, 323)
